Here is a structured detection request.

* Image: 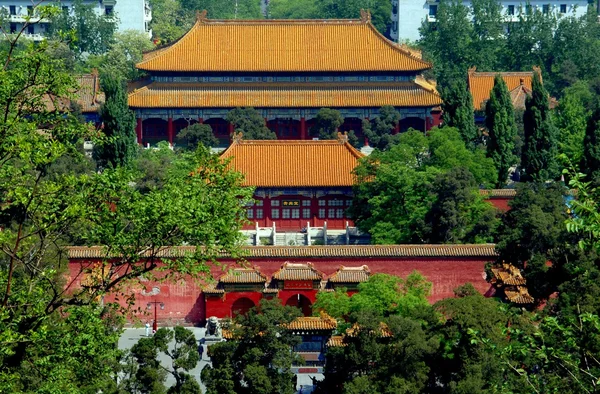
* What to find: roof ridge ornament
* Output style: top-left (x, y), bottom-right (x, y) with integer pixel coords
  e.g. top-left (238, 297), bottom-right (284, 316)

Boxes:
top-left (232, 131), bottom-right (243, 144)
top-left (360, 9), bottom-right (371, 23)
top-left (196, 10), bottom-right (208, 23)
top-left (337, 131), bottom-right (349, 144)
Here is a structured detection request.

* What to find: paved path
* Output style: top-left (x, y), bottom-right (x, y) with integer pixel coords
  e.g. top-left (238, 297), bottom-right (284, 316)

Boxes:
top-left (119, 328), bottom-right (322, 393)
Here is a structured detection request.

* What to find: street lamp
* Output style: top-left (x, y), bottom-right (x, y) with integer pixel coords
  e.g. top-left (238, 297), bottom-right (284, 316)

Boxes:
top-left (147, 301), bottom-right (164, 333)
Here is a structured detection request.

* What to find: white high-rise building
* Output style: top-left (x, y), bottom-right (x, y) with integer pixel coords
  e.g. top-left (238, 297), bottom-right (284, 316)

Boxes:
top-left (0, 0), bottom-right (152, 41)
top-left (390, 0), bottom-right (589, 43)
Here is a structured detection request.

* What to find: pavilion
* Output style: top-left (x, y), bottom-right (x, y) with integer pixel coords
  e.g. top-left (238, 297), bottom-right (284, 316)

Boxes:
top-left (128, 10), bottom-right (443, 147)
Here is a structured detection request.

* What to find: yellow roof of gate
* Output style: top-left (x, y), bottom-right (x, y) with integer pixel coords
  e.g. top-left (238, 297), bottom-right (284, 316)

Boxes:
top-left (220, 138), bottom-right (364, 187)
top-left (137, 13), bottom-right (431, 73)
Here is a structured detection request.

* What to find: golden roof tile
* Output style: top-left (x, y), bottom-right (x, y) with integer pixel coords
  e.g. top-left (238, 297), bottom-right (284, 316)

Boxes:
top-left (468, 67), bottom-right (536, 111)
top-left (347, 322), bottom-right (392, 338)
top-left (75, 73), bottom-right (104, 113)
top-left (326, 335), bottom-right (346, 347)
top-left (67, 244), bottom-right (499, 259)
top-left (504, 286), bottom-right (534, 304)
top-left (479, 189), bottom-right (517, 198)
top-left (220, 267), bottom-right (266, 284)
top-left (285, 314), bottom-right (337, 331)
top-left (127, 81), bottom-right (442, 108)
top-left (491, 263), bottom-right (527, 286)
top-left (137, 17), bottom-right (431, 73)
top-left (220, 139), bottom-right (364, 187)
top-left (202, 284), bottom-right (225, 294)
top-left (272, 262), bottom-right (324, 281)
top-left (328, 265), bottom-right (370, 283)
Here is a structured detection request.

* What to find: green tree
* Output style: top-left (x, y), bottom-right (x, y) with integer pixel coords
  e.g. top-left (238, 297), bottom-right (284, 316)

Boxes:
top-left (349, 127), bottom-right (496, 243)
top-left (148, 0), bottom-right (190, 44)
top-left (122, 326), bottom-right (201, 394)
top-left (0, 33), bottom-right (252, 391)
top-left (49, 0), bottom-right (117, 56)
top-left (495, 182), bottom-right (570, 300)
top-left (202, 299), bottom-right (302, 394)
top-left (555, 87), bottom-right (589, 165)
top-left (93, 75), bottom-right (138, 169)
top-left (582, 105), bottom-right (600, 185)
top-left (181, 0), bottom-right (263, 20)
top-left (99, 30), bottom-right (155, 81)
top-left (485, 74), bottom-right (518, 187)
top-left (226, 107), bottom-right (276, 140)
top-left (469, 0), bottom-right (504, 71)
top-left (316, 0), bottom-right (392, 34)
top-left (176, 123), bottom-right (219, 150)
top-left (419, 0), bottom-right (474, 85)
top-left (268, 0), bottom-right (320, 19)
top-left (311, 108), bottom-right (343, 140)
top-left (362, 105), bottom-right (401, 151)
top-left (425, 167), bottom-right (498, 244)
top-left (441, 77), bottom-right (478, 148)
top-left (521, 71), bottom-right (559, 182)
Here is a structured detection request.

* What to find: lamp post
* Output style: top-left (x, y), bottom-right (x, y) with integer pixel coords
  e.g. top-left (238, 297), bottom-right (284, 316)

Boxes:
top-left (147, 301), bottom-right (164, 333)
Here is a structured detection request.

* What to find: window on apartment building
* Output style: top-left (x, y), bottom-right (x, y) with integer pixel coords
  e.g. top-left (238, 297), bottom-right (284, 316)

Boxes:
top-left (256, 209), bottom-right (263, 219)
top-left (9, 23), bottom-right (16, 33)
top-left (318, 209), bottom-right (325, 219)
top-left (507, 5), bottom-right (515, 15)
top-left (542, 4), bottom-right (549, 14)
top-left (282, 209), bottom-right (290, 219)
top-left (560, 4), bottom-right (567, 13)
top-left (291, 209), bottom-right (300, 219)
top-left (105, 6), bottom-right (114, 16)
top-left (271, 209), bottom-right (280, 219)
top-left (429, 5), bottom-right (438, 17)
top-left (392, 2), bottom-right (397, 14)
top-left (525, 4), bottom-right (532, 15)
top-left (9, 5), bottom-right (16, 15)
top-left (27, 24), bottom-right (34, 34)
top-left (26, 5), bottom-right (33, 15)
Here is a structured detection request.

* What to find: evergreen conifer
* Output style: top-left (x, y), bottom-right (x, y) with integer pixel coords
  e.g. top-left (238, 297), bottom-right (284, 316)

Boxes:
top-left (442, 78), bottom-right (478, 148)
top-left (521, 71), bottom-right (559, 182)
top-left (93, 75), bottom-right (137, 169)
top-left (485, 75), bottom-right (517, 187)
top-left (582, 104), bottom-right (600, 185)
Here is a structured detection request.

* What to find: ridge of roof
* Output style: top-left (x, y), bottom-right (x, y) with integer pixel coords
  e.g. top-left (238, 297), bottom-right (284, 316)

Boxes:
top-left (137, 13), bottom-right (431, 72)
top-left (67, 244), bottom-right (498, 259)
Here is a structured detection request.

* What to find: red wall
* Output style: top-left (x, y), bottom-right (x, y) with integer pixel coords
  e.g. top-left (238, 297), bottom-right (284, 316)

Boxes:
top-left (68, 256), bottom-right (493, 326)
top-left (486, 197), bottom-right (512, 212)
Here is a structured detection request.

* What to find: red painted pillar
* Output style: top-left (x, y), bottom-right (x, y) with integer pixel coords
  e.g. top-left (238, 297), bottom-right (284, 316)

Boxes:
top-left (228, 122), bottom-right (234, 135)
top-left (136, 118), bottom-right (143, 145)
top-left (394, 121), bottom-right (400, 134)
top-left (167, 117), bottom-right (174, 145)
top-left (198, 117), bottom-right (204, 124)
top-left (364, 117), bottom-right (369, 146)
top-left (300, 117), bottom-right (307, 140)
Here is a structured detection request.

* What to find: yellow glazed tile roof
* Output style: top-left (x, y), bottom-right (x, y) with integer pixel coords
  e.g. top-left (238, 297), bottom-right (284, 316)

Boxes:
top-left (219, 267), bottom-right (267, 284)
top-left (127, 81), bottom-right (442, 108)
top-left (328, 265), bottom-right (370, 283)
top-left (220, 138), bottom-right (364, 187)
top-left (327, 335), bottom-right (346, 347)
top-left (468, 67), bottom-right (536, 111)
top-left (137, 14), bottom-right (431, 73)
top-left (285, 314), bottom-right (337, 331)
top-left (479, 189), bottom-right (517, 198)
top-left (504, 286), bottom-right (534, 304)
top-left (272, 262), bottom-right (324, 281)
top-left (68, 244), bottom-right (499, 259)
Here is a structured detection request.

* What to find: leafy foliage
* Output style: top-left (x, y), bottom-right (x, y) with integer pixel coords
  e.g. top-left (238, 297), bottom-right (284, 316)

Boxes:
top-left (521, 71), bottom-right (559, 182)
top-left (202, 299), bottom-right (302, 394)
top-left (362, 106), bottom-right (401, 151)
top-left (93, 74), bottom-right (138, 169)
top-left (485, 75), bottom-right (518, 187)
top-left (441, 77), bottom-right (478, 148)
top-left (176, 123), bottom-right (219, 150)
top-left (48, 0), bottom-right (117, 56)
top-left (97, 31), bottom-right (155, 81)
top-left (349, 127), bottom-right (497, 243)
top-left (226, 107), bottom-right (276, 140)
top-left (311, 108), bottom-right (343, 140)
